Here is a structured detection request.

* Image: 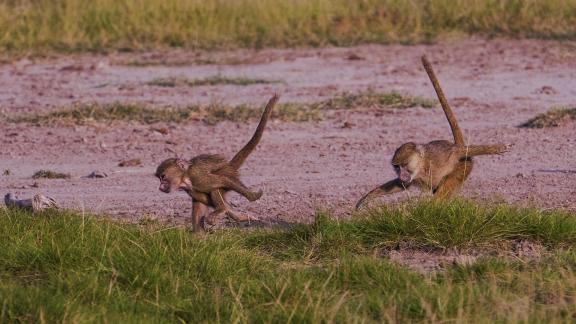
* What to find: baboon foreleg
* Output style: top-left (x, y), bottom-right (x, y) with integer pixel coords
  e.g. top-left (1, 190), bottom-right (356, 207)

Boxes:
top-left (204, 190), bottom-right (228, 226)
top-left (433, 159), bottom-right (473, 199)
top-left (355, 179), bottom-right (408, 209)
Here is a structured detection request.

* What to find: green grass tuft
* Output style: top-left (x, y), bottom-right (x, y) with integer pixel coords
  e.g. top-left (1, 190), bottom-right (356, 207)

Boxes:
top-left (2, 0), bottom-right (576, 54)
top-left (314, 91), bottom-right (436, 110)
top-left (1, 201), bottom-right (576, 322)
top-left (147, 76), bottom-right (277, 87)
top-left (521, 106), bottom-right (576, 128)
top-left (13, 103), bottom-right (196, 125)
top-left (31, 170), bottom-right (71, 179)
top-left (11, 91), bottom-right (432, 125)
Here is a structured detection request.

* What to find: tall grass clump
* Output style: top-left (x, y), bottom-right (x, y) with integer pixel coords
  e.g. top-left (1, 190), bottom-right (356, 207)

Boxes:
top-left (1, 0), bottom-right (576, 54)
top-left (1, 201), bottom-right (576, 322)
top-left (247, 199), bottom-right (576, 260)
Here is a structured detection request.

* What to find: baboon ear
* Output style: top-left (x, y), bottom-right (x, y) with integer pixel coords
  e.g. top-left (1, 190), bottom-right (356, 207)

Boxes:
top-left (175, 158), bottom-right (188, 170)
top-left (165, 147), bottom-right (180, 158)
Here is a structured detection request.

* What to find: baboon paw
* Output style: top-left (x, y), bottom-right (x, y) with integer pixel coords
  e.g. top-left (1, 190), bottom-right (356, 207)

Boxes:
top-left (499, 143), bottom-right (512, 154)
top-left (202, 220), bottom-right (217, 232)
top-left (227, 212), bottom-right (258, 223)
top-left (245, 215), bottom-right (259, 222)
top-left (189, 225), bottom-right (207, 234)
top-left (247, 190), bottom-right (263, 202)
top-left (205, 217), bottom-right (218, 226)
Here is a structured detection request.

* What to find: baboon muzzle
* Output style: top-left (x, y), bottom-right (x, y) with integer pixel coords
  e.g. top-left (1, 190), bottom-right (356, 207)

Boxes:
top-left (399, 169), bottom-right (411, 183)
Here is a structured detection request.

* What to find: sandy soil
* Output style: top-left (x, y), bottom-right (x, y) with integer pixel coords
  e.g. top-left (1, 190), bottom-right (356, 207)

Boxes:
top-left (1, 38), bottom-right (575, 227)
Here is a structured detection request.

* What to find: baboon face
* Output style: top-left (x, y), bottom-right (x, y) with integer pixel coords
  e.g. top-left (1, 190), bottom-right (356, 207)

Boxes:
top-left (155, 159), bottom-right (185, 193)
top-left (392, 143), bottom-right (421, 184)
top-left (392, 162), bottom-right (420, 184)
top-left (392, 163), bottom-right (411, 183)
top-left (157, 172), bottom-right (177, 193)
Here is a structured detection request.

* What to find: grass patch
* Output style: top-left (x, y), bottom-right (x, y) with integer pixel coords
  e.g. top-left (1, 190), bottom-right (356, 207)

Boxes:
top-left (113, 56), bottom-right (245, 67)
top-left (31, 170), bottom-right (71, 179)
top-left (2, 0), bottom-right (576, 54)
top-left (11, 91), bottom-right (433, 125)
top-left (13, 103), bottom-right (194, 125)
top-left (113, 58), bottom-right (215, 67)
top-left (1, 201), bottom-right (576, 322)
top-left (314, 91), bottom-right (436, 110)
top-left (521, 106), bottom-right (576, 128)
top-left (11, 102), bottom-right (322, 124)
top-left (249, 200), bottom-right (576, 261)
top-left (147, 76), bottom-right (277, 87)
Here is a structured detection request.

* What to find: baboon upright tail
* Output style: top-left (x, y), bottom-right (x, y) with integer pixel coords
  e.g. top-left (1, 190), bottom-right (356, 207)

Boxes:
top-left (421, 55), bottom-right (465, 147)
top-left (229, 94), bottom-right (279, 170)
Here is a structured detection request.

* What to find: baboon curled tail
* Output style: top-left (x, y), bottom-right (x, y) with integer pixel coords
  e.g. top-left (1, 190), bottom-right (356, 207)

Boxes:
top-left (228, 94), bottom-right (279, 170)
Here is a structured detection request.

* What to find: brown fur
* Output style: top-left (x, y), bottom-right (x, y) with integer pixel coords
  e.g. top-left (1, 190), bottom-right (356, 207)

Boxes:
top-left (356, 56), bottom-right (507, 209)
top-left (155, 154), bottom-right (262, 202)
top-left (155, 94), bottom-right (279, 231)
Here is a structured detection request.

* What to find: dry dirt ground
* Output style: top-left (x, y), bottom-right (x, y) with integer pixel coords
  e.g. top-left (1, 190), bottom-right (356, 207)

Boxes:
top-left (1, 39), bottom-right (575, 227)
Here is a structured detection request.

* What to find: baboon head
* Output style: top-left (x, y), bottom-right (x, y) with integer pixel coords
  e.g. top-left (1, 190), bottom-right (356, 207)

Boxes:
top-left (391, 142), bottom-right (423, 184)
top-left (155, 158), bottom-right (188, 193)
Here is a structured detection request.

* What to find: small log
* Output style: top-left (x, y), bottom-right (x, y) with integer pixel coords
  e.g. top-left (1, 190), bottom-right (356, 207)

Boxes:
top-left (4, 192), bottom-right (59, 212)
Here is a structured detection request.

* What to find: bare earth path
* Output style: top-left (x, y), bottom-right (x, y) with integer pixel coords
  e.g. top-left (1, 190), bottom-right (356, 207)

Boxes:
top-left (1, 39), bottom-right (575, 226)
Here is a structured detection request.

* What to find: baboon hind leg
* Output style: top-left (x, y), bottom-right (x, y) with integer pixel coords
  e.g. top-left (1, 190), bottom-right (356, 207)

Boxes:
top-left (203, 175), bottom-right (263, 202)
top-left (433, 159), bottom-right (473, 199)
top-left (225, 209), bottom-right (256, 223)
top-left (205, 190), bottom-right (257, 226)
